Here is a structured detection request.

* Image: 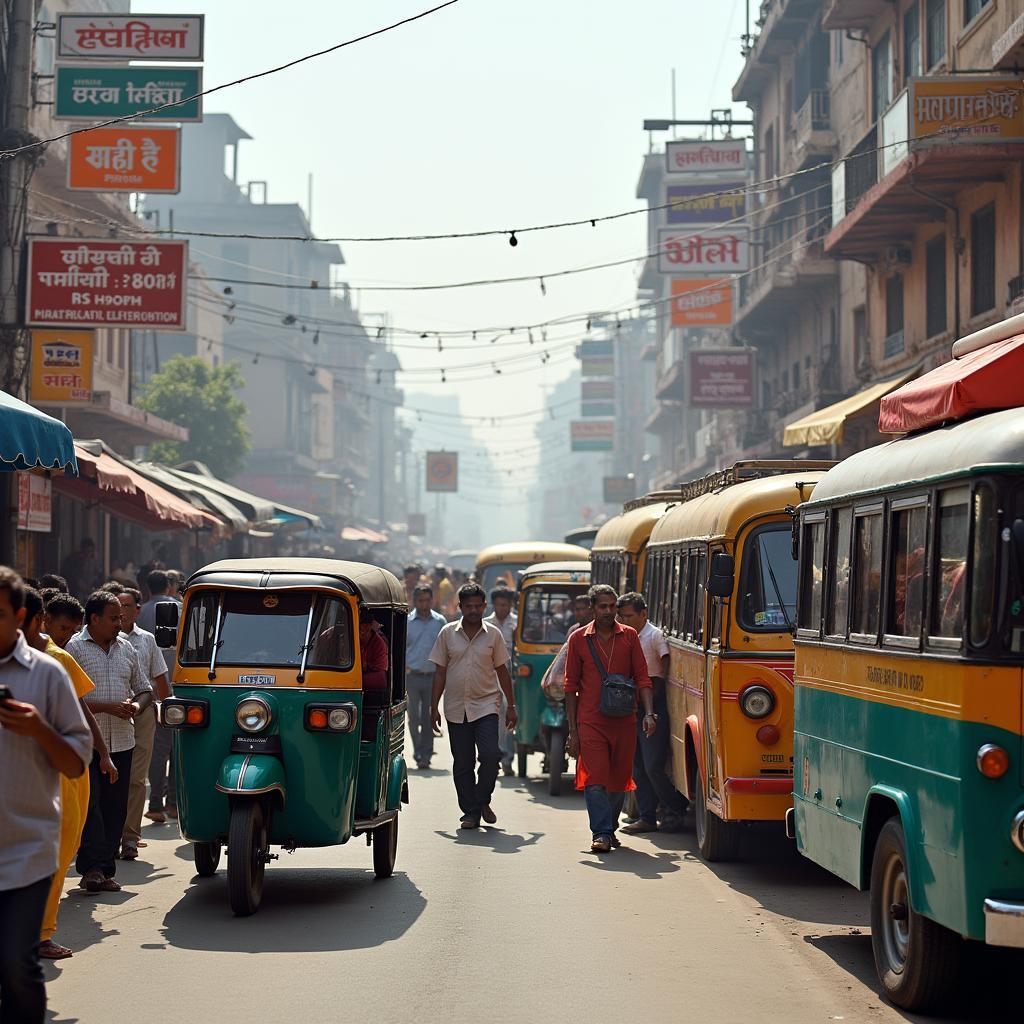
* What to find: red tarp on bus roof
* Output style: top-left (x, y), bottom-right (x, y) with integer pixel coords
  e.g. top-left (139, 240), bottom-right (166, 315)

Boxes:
top-left (878, 333), bottom-right (1024, 434)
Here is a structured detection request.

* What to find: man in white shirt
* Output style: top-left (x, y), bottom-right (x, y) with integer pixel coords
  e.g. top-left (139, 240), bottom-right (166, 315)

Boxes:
top-left (615, 592), bottom-right (688, 834)
top-left (483, 585), bottom-right (518, 776)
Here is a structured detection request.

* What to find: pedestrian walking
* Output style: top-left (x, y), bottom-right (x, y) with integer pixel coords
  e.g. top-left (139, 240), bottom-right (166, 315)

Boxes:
top-left (405, 584), bottom-right (445, 769)
top-left (117, 589), bottom-right (169, 860)
top-left (614, 592), bottom-right (689, 834)
top-left (430, 583), bottom-right (517, 829)
top-left (67, 592), bottom-right (152, 892)
top-left (484, 585), bottom-right (518, 776)
top-left (432, 564), bottom-right (457, 619)
top-left (0, 568), bottom-right (91, 1024)
top-left (565, 584), bottom-right (655, 853)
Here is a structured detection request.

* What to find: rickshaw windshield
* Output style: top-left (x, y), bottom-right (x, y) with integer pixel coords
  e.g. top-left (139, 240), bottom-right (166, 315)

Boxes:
top-left (180, 590), bottom-right (355, 671)
top-left (521, 585), bottom-right (582, 645)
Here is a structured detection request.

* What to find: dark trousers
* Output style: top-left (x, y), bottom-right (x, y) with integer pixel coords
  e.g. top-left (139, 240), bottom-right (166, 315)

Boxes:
top-left (634, 689), bottom-right (688, 823)
top-left (76, 748), bottom-right (133, 878)
top-left (407, 672), bottom-right (435, 765)
top-left (148, 723), bottom-right (176, 810)
top-left (0, 875), bottom-right (51, 1024)
top-left (447, 713), bottom-right (500, 821)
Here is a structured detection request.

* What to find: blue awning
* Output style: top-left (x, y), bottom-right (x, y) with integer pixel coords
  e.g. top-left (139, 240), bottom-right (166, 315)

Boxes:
top-left (0, 392), bottom-right (77, 475)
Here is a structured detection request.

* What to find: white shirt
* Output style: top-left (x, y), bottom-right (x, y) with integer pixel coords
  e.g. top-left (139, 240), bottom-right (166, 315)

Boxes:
top-left (428, 619), bottom-right (509, 723)
top-left (637, 620), bottom-right (670, 680)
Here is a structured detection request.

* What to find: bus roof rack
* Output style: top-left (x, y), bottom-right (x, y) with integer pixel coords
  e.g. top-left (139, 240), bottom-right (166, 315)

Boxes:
top-left (674, 460), bottom-right (837, 504)
top-left (621, 490), bottom-right (681, 513)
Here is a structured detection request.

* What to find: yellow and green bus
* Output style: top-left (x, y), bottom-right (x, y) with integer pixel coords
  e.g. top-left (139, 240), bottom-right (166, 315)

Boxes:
top-left (590, 495), bottom-right (675, 596)
top-left (793, 407), bottom-right (1024, 1010)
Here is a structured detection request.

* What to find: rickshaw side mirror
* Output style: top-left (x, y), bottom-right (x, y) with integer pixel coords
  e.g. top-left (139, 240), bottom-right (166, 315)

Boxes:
top-left (154, 601), bottom-right (179, 650)
top-left (706, 552), bottom-right (735, 600)
top-left (155, 626), bottom-right (177, 649)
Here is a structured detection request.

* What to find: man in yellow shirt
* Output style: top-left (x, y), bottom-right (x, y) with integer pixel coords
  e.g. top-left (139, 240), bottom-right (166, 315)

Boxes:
top-left (22, 589), bottom-right (117, 960)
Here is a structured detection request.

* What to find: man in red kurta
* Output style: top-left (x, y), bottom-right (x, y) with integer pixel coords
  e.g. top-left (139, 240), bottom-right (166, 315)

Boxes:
top-left (565, 585), bottom-right (656, 852)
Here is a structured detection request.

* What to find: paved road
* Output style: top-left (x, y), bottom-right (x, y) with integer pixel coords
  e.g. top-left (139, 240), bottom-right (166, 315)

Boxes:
top-left (46, 747), bottom-right (1018, 1024)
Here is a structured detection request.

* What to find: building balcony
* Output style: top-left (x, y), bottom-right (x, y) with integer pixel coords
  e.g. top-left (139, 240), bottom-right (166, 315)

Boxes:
top-left (822, 0), bottom-right (890, 30)
top-left (786, 90), bottom-right (835, 175)
top-left (37, 392), bottom-right (187, 455)
top-left (734, 0), bottom-right (825, 102)
top-left (644, 400), bottom-right (678, 435)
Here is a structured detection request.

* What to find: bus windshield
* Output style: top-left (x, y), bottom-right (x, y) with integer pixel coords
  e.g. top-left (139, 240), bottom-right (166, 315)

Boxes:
top-left (520, 586), bottom-right (583, 645)
top-left (479, 562), bottom-right (532, 593)
top-left (739, 525), bottom-right (797, 631)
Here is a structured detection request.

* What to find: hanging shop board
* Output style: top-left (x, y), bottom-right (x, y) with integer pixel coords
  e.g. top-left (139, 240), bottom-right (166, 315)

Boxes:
top-left (67, 125), bottom-right (181, 193)
top-left (57, 14), bottom-right (205, 61)
top-left (55, 65), bottom-right (203, 123)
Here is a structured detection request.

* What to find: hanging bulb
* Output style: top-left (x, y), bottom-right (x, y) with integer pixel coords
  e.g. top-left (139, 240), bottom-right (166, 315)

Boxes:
top-left (308, 366), bottom-right (316, 377)
top-left (542, 329), bottom-right (547, 342)
top-left (226, 301), bottom-right (236, 310)
top-left (590, 219), bottom-right (596, 228)
top-left (223, 286), bottom-right (233, 295)
top-left (528, 330), bottom-right (534, 345)
top-left (490, 334), bottom-right (500, 345)
top-left (282, 314), bottom-right (297, 325)
top-left (539, 277), bottom-right (546, 296)
top-left (252, 355), bottom-right (259, 364)
top-left (376, 369), bottom-right (382, 385)
top-left (472, 331), bottom-right (477, 341)
top-left (420, 332), bottom-right (428, 339)
top-left (437, 337), bottom-right (443, 353)
top-left (377, 325), bottom-right (384, 338)
top-left (492, 363), bottom-right (502, 375)
top-left (586, 318), bottom-right (591, 332)
top-left (312, 330), bottom-right (320, 345)
top-left (440, 369), bottom-right (446, 383)
top-left (508, 230), bottom-right (518, 247)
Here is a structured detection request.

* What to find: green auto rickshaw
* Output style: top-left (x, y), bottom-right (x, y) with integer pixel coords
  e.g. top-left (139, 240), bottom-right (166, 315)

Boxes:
top-left (156, 559), bottom-right (409, 916)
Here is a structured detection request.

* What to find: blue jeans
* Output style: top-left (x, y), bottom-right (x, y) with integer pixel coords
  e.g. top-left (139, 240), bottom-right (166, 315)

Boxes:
top-left (584, 785), bottom-right (625, 839)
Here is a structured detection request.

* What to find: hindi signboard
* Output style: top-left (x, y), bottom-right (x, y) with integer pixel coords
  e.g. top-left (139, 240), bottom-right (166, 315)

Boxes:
top-left (582, 380), bottom-right (614, 401)
top-left (582, 401), bottom-right (615, 418)
top-left (17, 475), bottom-right (52, 533)
top-left (666, 181), bottom-right (746, 225)
top-left (580, 356), bottom-right (614, 378)
top-left (657, 227), bottom-right (750, 275)
top-left (666, 139), bottom-right (748, 176)
top-left (909, 75), bottom-right (1024, 144)
top-left (57, 14), bottom-right (205, 61)
top-left (425, 452), bottom-right (458, 492)
top-left (26, 238), bottom-right (188, 330)
top-left (571, 420), bottom-right (614, 452)
top-left (55, 65), bottom-right (203, 123)
top-left (578, 338), bottom-right (614, 358)
top-left (690, 349), bottom-right (756, 408)
top-left (671, 278), bottom-right (733, 327)
top-left (603, 476), bottom-right (636, 505)
top-left (29, 330), bottom-right (93, 404)
top-left (68, 125), bottom-right (181, 193)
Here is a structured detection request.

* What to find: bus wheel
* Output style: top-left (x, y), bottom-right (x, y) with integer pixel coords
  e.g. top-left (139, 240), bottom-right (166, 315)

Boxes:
top-left (372, 814), bottom-right (398, 879)
top-left (694, 772), bottom-right (740, 862)
top-left (193, 841), bottom-right (221, 877)
top-left (517, 744), bottom-right (529, 779)
top-left (227, 801), bottom-right (268, 917)
top-left (869, 818), bottom-right (962, 1011)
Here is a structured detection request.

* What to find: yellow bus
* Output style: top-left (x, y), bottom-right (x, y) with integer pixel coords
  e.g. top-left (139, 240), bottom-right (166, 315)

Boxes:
top-left (590, 494), bottom-right (677, 595)
top-left (644, 461), bottom-right (832, 860)
top-left (475, 541), bottom-right (589, 593)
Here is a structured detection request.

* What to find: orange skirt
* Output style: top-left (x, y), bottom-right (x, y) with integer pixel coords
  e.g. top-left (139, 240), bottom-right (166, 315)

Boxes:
top-left (574, 717), bottom-right (637, 792)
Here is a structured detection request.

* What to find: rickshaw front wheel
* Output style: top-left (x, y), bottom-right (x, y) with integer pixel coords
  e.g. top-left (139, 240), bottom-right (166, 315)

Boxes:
top-left (372, 814), bottom-right (398, 879)
top-left (194, 841), bottom-right (221, 877)
top-left (227, 801), bottom-right (269, 916)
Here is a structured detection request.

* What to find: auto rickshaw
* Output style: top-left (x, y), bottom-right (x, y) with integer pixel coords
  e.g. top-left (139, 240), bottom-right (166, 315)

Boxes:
top-left (156, 558), bottom-right (409, 916)
top-left (513, 561), bottom-right (590, 795)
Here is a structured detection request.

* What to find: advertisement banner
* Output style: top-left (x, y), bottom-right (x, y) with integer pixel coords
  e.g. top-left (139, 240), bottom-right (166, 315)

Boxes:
top-left (909, 75), bottom-right (1024, 144)
top-left (55, 65), bottom-right (203, 122)
top-left (426, 452), bottom-right (458, 492)
top-left (671, 278), bottom-right (734, 327)
top-left (581, 380), bottom-right (614, 400)
top-left (578, 338), bottom-right (614, 358)
top-left (29, 330), bottom-right (93, 403)
top-left (657, 227), bottom-right (749, 275)
top-left (580, 357), bottom-right (614, 378)
top-left (690, 349), bottom-right (756, 408)
top-left (666, 139), bottom-right (748, 176)
top-left (603, 476), bottom-right (636, 504)
top-left (17, 475), bottom-right (53, 533)
top-left (665, 181), bottom-right (746, 225)
top-left (57, 14), bottom-right (205, 61)
top-left (26, 238), bottom-right (188, 330)
top-left (68, 125), bottom-right (181, 193)
top-left (570, 420), bottom-right (614, 452)
top-left (582, 400), bottom-right (615, 417)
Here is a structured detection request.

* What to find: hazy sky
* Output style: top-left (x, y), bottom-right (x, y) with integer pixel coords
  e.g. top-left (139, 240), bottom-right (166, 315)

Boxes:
top-left (151, 0), bottom-right (749, 511)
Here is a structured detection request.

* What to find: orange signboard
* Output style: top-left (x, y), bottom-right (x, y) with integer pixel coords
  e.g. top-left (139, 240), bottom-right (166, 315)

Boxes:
top-left (671, 278), bottom-right (733, 327)
top-left (29, 329), bottom-right (93, 403)
top-left (910, 75), bottom-right (1024, 144)
top-left (68, 125), bottom-right (181, 193)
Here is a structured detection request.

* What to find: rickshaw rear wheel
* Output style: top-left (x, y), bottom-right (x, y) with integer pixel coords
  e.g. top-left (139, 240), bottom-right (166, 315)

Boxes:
top-left (193, 841), bottom-right (221, 877)
top-left (372, 814), bottom-right (398, 879)
top-left (547, 728), bottom-right (566, 796)
top-left (516, 744), bottom-right (528, 779)
top-left (227, 801), bottom-right (268, 916)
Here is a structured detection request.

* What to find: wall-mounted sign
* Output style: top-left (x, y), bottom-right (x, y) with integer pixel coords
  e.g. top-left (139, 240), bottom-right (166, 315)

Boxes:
top-left (582, 400), bottom-right (615, 418)
top-left (665, 181), bottom-right (746, 225)
top-left (570, 420), bottom-right (614, 452)
top-left (29, 330), bottom-right (93, 403)
top-left (603, 476), bottom-right (636, 504)
top-left (55, 65), bottom-right (203, 122)
top-left (17, 475), bottom-right (52, 533)
top-left (578, 339), bottom-right (614, 358)
top-left (671, 278), bottom-right (734, 327)
top-left (582, 380), bottom-right (614, 400)
top-left (909, 75), bottom-right (1024, 144)
top-left (657, 227), bottom-right (750, 275)
top-left (580, 356), bottom-right (614, 378)
top-left (57, 13), bottom-right (205, 61)
top-left (68, 125), bottom-right (181, 193)
top-left (26, 238), bottom-right (188, 330)
top-left (425, 451), bottom-right (458, 492)
top-left (690, 349), bottom-right (756, 408)
top-left (666, 139), bottom-right (748, 176)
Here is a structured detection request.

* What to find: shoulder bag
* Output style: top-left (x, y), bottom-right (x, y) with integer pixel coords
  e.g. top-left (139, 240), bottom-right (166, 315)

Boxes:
top-left (585, 634), bottom-right (637, 718)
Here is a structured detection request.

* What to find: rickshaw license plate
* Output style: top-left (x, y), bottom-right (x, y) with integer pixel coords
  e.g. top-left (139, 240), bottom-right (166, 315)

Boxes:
top-left (239, 674), bottom-right (276, 686)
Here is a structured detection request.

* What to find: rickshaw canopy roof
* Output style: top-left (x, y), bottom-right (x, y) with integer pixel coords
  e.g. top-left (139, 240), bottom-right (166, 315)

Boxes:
top-left (186, 558), bottom-right (407, 608)
top-left (518, 561), bottom-right (593, 584)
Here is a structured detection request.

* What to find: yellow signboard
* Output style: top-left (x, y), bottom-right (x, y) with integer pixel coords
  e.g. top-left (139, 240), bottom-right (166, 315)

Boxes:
top-left (910, 75), bottom-right (1024, 143)
top-left (30, 329), bottom-right (93, 403)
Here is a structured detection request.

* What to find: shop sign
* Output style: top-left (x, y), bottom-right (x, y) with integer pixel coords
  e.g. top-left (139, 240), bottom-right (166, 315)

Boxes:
top-left (17, 475), bottom-right (52, 533)
top-left (408, 513), bottom-right (426, 536)
top-left (578, 339), bottom-right (614, 358)
top-left (570, 420), bottom-right (614, 452)
top-left (665, 182), bottom-right (746, 225)
top-left (426, 452), bottom-right (458, 492)
top-left (582, 400), bottom-right (615, 417)
top-left (603, 476), bottom-right (636, 504)
top-left (666, 139), bottom-right (748, 176)
top-left (671, 278), bottom-right (733, 327)
top-left (29, 329), bottom-right (93, 403)
top-left (690, 349), bottom-right (756, 408)
top-left (658, 227), bottom-right (749, 275)
top-left (57, 14), bottom-right (205, 61)
top-left (909, 75), bottom-right (1024, 145)
top-left (68, 125), bottom-right (180, 193)
top-left (580, 356), bottom-right (614, 378)
top-left (582, 380), bottom-right (614, 400)
top-left (55, 65), bottom-right (203, 122)
top-left (26, 238), bottom-right (188, 330)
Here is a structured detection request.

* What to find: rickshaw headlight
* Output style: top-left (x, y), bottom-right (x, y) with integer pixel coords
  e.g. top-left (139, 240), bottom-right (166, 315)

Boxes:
top-left (236, 697), bottom-right (271, 733)
top-left (1011, 810), bottom-right (1024, 854)
top-left (163, 704), bottom-right (186, 727)
top-left (739, 684), bottom-right (775, 720)
top-left (328, 708), bottom-right (352, 731)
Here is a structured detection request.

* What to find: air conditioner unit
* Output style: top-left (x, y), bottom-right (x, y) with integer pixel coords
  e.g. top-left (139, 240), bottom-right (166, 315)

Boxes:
top-left (885, 245), bottom-right (913, 266)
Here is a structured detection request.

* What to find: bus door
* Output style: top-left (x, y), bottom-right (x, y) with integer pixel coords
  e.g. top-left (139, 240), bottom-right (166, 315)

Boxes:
top-left (703, 546), bottom-right (726, 815)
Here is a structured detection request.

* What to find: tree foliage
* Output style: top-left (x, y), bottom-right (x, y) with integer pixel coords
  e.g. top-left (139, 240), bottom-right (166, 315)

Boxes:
top-left (139, 355), bottom-right (250, 479)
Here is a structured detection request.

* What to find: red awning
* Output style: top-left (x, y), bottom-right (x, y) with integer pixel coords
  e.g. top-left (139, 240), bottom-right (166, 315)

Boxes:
top-left (878, 334), bottom-right (1024, 434)
top-left (72, 444), bottom-right (135, 493)
top-left (341, 525), bottom-right (388, 543)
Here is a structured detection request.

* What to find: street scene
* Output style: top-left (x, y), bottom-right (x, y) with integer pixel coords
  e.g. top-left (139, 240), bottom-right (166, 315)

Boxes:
top-left (2, 1), bottom-right (1024, 1022)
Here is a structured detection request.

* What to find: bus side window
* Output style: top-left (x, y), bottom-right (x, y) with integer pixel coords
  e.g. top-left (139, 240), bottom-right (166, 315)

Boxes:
top-left (970, 484), bottom-right (996, 648)
top-left (930, 488), bottom-right (969, 640)
top-left (671, 550), bottom-right (686, 637)
top-left (887, 501), bottom-right (927, 640)
top-left (827, 507), bottom-right (852, 638)
top-left (798, 517), bottom-right (825, 633)
top-left (851, 511), bottom-right (883, 640)
top-left (693, 550), bottom-right (707, 647)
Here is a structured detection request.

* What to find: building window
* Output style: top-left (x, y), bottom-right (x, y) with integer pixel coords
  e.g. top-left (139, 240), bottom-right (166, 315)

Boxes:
top-left (903, 2), bottom-right (921, 81)
top-left (971, 202), bottom-right (996, 316)
top-left (885, 275), bottom-right (905, 358)
top-left (872, 31), bottom-right (892, 121)
top-left (925, 234), bottom-right (947, 338)
top-left (764, 122), bottom-right (776, 179)
top-left (964, 0), bottom-right (991, 25)
top-left (853, 305), bottom-right (868, 372)
top-left (926, 0), bottom-right (946, 68)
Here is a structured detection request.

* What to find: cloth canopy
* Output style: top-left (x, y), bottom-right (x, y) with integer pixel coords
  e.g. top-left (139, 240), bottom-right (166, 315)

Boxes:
top-left (0, 392), bottom-right (77, 474)
top-left (341, 525), bottom-right (388, 544)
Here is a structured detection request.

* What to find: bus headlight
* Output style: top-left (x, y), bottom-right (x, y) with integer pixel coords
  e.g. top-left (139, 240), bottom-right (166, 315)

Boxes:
top-left (739, 684), bottom-right (775, 720)
top-left (236, 697), bottom-right (272, 733)
top-left (1012, 810), bottom-right (1024, 854)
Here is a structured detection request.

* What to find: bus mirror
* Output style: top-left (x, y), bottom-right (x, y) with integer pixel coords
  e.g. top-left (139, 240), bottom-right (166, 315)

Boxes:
top-left (707, 553), bottom-right (735, 599)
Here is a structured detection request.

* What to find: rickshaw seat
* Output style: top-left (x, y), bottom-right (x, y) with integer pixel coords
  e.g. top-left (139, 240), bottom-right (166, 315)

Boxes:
top-left (361, 688), bottom-right (389, 741)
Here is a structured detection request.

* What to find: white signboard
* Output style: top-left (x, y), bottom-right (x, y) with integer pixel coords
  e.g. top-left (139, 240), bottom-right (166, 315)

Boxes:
top-left (657, 227), bottom-right (750, 275)
top-left (57, 14), bottom-right (205, 61)
top-left (666, 139), bottom-right (748, 176)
